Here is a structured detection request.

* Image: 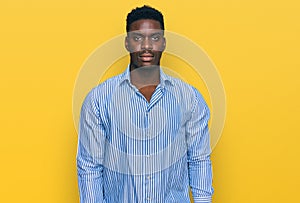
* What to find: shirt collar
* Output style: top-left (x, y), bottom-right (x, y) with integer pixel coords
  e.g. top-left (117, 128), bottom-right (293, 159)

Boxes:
top-left (119, 65), bottom-right (174, 88)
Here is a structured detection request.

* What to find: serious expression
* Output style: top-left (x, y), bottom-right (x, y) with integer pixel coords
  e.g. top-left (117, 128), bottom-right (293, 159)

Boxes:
top-left (125, 19), bottom-right (166, 70)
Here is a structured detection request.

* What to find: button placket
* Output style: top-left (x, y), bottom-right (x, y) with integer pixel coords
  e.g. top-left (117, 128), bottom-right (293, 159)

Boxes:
top-left (144, 154), bottom-right (152, 202)
top-left (145, 110), bottom-right (151, 137)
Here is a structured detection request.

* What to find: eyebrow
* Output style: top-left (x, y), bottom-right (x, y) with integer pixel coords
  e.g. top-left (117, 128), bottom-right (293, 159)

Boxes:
top-left (130, 32), bottom-right (163, 36)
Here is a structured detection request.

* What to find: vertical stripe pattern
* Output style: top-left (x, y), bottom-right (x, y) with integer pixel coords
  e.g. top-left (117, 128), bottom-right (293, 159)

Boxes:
top-left (77, 66), bottom-right (214, 203)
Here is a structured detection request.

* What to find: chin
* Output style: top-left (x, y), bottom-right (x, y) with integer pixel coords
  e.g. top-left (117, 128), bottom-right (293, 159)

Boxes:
top-left (130, 61), bottom-right (160, 71)
top-left (140, 64), bottom-right (160, 68)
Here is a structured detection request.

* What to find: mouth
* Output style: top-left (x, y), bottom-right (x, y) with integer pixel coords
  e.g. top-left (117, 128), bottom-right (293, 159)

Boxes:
top-left (138, 53), bottom-right (154, 62)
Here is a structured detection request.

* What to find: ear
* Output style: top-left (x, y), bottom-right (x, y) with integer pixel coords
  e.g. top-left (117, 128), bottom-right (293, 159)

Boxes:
top-left (125, 36), bottom-right (130, 52)
top-left (162, 37), bottom-right (166, 51)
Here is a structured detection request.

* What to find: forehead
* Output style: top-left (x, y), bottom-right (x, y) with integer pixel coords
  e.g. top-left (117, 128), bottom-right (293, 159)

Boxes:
top-left (129, 19), bottom-right (162, 32)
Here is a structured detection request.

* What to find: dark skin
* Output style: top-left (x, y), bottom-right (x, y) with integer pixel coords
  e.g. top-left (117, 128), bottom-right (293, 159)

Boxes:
top-left (125, 19), bottom-right (166, 102)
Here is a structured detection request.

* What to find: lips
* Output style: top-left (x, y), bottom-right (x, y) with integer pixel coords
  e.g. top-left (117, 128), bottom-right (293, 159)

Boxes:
top-left (139, 53), bottom-right (154, 62)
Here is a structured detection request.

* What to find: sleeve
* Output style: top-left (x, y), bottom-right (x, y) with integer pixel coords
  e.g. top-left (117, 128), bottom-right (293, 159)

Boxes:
top-left (186, 88), bottom-right (214, 203)
top-left (76, 90), bottom-right (106, 203)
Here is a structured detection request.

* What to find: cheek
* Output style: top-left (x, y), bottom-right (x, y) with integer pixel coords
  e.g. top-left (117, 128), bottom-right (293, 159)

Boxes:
top-left (153, 43), bottom-right (165, 52)
top-left (153, 52), bottom-right (162, 60)
top-left (130, 52), bottom-right (139, 61)
top-left (128, 42), bottom-right (141, 52)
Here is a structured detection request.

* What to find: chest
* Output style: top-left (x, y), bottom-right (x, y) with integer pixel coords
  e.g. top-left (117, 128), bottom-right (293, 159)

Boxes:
top-left (138, 85), bottom-right (157, 102)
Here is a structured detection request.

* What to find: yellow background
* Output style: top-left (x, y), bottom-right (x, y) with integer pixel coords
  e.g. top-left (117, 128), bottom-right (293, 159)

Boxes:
top-left (1, 0), bottom-right (300, 202)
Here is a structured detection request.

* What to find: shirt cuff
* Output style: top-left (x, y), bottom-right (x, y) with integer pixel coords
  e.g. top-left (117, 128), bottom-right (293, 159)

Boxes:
top-left (193, 196), bottom-right (212, 203)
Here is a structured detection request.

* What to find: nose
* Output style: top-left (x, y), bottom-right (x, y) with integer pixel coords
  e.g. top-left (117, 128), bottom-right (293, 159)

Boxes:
top-left (141, 37), bottom-right (153, 50)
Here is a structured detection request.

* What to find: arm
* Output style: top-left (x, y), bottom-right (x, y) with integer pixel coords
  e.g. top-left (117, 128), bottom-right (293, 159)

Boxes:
top-left (76, 90), bottom-right (106, 203)
top-left (186, 88), bottom-right (214, 203)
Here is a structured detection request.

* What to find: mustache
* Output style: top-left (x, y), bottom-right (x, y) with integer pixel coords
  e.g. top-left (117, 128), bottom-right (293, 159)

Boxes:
top-left (130, 50), bottom-right (163, 55)
top-left (139, 51), bottom-right (154, 57)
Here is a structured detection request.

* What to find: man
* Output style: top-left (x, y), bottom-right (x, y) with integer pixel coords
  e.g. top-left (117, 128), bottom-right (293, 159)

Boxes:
top-left (77, 5), bottom-right (214, 203)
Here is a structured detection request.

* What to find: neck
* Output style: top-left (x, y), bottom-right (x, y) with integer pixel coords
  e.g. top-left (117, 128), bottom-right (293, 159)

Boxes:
top-left (130, 65), bottom-right (160, 89)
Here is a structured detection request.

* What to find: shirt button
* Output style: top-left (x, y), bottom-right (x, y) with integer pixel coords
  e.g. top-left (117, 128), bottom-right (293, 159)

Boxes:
top-left (147, 197), bottom-right (151, 201)
top-left (147, 175), bottom-right (151, 180)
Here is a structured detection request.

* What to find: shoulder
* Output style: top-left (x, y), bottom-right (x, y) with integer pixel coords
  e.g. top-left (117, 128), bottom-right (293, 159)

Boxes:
top-left (168, 76), bottom-right (207, 102)
top-left (166, 76), bottom-right (209, 112)
top-left (82, 73), bottom-right (124, 108)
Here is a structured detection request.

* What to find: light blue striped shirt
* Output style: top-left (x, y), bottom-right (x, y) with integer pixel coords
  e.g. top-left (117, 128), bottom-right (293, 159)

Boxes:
top-left (77, 66), bottom-right (214, 203)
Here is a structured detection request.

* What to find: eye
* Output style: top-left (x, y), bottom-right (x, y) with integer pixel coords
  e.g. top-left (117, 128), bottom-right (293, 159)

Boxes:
top-left (151, 35), bottom-right (160, 41)
top-left (133, 36), bottom-right (142, 41)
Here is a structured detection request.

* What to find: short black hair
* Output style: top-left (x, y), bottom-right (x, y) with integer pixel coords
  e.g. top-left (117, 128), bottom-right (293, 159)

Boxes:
top-left (126, 5), bottom-right (165, 32)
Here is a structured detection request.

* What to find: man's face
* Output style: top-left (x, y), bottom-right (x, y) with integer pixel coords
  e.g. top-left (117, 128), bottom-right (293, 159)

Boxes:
top-left (125, 19), bottom-right (166, 69)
